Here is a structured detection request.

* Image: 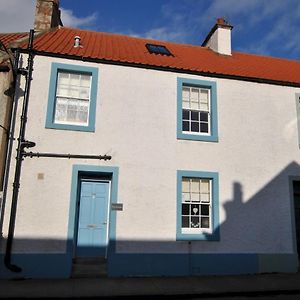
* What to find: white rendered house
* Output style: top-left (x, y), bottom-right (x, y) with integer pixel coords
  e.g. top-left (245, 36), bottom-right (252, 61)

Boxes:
top-left (1, 2), bottom-right (300, 279)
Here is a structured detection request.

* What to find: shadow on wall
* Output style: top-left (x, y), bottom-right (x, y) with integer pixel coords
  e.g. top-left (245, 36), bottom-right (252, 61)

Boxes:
top-left (0, 162), bottom-right (300, 279)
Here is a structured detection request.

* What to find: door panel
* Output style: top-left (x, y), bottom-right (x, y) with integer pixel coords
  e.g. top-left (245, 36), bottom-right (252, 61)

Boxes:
top-left (76, 180), bottom-right (109, 257)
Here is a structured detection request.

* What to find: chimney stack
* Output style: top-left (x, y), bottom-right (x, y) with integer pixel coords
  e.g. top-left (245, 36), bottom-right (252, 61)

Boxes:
top-left (202, 18), bottom-right (233, 56)
top-left (34, 0), bottom-right (63, 32)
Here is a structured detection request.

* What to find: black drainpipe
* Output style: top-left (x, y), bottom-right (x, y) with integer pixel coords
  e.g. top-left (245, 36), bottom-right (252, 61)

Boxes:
top-left (0, 49), bottom-right (20, 237)
top-left (4, 29), bottom-right (35, 272)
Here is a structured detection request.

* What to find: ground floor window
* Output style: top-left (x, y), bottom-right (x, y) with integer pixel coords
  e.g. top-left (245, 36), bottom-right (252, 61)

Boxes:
top-left (177, 170), bottom-right (220, 241)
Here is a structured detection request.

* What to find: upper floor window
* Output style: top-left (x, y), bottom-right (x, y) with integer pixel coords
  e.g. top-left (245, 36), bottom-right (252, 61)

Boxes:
top-left (55, 72), bottom-right (91, 126)
top-left (182, 86), bottom-right (210, 135)
top-left (177, 78), bottom-right (218, 142)
top-left (46, 63), bottom-right (98, 132)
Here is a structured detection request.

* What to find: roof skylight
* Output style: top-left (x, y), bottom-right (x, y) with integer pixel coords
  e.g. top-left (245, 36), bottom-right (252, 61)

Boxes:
top-left (146, 44), bottom-right (172, 56)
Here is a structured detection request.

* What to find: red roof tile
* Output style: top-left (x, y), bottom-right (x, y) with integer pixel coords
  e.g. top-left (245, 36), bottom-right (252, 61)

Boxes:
top-left (0, 32), bottom-right (28, 48)
top-left (6, 27), bottom-right (300, 86)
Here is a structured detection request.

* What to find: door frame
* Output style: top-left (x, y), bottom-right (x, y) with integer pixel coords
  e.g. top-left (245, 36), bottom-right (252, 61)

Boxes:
top-left (289, 176), bottom-right (300, 259)
top-left (75, 178), bottom-right (111, 258)
top-left (67, 165), bottom-right (119, 264)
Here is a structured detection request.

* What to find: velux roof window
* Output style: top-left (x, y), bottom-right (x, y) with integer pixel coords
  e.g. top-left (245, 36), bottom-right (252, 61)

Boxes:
top-left (146, 43), bottom-right (172, 56)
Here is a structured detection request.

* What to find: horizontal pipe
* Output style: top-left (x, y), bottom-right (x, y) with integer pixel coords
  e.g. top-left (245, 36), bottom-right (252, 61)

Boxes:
top-left (22, 151), bottom-right (112, 160)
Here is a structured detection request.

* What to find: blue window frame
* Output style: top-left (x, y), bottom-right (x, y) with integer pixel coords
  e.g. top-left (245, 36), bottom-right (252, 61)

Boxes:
top-left (295, 93), bottom-right (300, 147)
top-left (45, 63), bottom-right (98, 132)
top-left (177, 78), bottom-right (218, 142)
top-left (176, 170), bottom-right (220, 241)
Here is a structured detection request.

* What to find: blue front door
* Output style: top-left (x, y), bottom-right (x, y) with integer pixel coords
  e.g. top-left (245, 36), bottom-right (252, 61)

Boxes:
top-left (76, 180), bottom-right (110, 257)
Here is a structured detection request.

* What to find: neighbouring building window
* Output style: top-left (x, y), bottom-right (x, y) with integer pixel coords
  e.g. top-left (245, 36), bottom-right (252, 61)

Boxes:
top-left (295, 93), bottom-right (300, 147)
top-left (46, 63), bottom-right (98, 132)
top-left (177, 170), bottom-right (219, 241)
top-left (177, 78), bottom-right (218, 142)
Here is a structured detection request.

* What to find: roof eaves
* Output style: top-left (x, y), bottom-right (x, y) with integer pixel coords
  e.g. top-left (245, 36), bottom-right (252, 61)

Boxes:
top-left (27, 50), bottom-right (300, 88)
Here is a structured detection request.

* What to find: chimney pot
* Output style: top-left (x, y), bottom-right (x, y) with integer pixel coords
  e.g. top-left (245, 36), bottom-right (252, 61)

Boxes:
top-left (74, 36), bottom-right (81, 48)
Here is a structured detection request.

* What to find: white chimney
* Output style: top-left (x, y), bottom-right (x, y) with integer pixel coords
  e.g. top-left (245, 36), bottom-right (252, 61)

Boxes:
top-left (202, 18), bottom-right (233, 56)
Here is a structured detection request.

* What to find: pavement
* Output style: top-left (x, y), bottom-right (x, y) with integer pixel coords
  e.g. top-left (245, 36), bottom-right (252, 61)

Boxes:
top-left (1, 272), bottom-right (300, 298)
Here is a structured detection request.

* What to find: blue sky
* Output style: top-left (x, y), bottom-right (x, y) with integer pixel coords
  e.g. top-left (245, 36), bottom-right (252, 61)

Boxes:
top-left (0, 0), bottom-right (299, 60)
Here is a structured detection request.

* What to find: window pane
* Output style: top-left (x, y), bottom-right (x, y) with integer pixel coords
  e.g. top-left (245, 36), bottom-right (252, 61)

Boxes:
top-left (182, 216), bottom-right (189, 228)
top-left (182, 204), bottom-right (190, 215)
top-left (54, 98), bottom-right (67, 121)
top-left (200, 102), bottom-right (209, 111)
top-left (80, 74), bottom-right (91, 87)
top-left (70, 73), bottom-right (80, 85)
top-left (182, 87), bottom-right (190, 100)
top-left (191, 179), bottom-right (200, 192)
top-left (191, 101), bottom-right (199, 110)
top-left (191, 192), bottom-right (200, 202)
top-left (200, 180), bottom-right (210, 193)
top-left (69, 86), bottom-right (80, 98)
top-left (56, 85), bottom-right (69, 97)
top-left (57, 72), bottom-right (69, 85)
top-left (79, 87), bottom-right (90, 99)
top-left (191, 111), bottom-right (199, 121)
top-left (200, 122), bottom-right (209, 133)
top-left (182, 100), bottom-right (190, 109)
top-left (183, 121), bottom-right (189, 131)
top-left (191, 216), bottom-right (200, 228)
top-left (182, 178), bottom-right (190, 192)
top-left (191, 88), bottom-right (199, 101)
top-left (182, 110), bottom-right (190, 120)
top-left (201, 193), bottom-right (210, 203)
top-left (201, 217), bottom-right (210, 228)
top-left (182, 192), bottom-right (190, 202)
top-left (200, 89), bottom-right (208, 101)
top-left (191, 204), bottom-right (200, 215)
top-left (200, 112), bottom-right (208, 122)
top-left (201, 204), bottom-right (209, 216)
top-left (191, 122), bottom-right (199, 132)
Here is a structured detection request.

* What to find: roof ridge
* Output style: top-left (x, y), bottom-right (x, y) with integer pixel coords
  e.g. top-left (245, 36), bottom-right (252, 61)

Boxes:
top-left (58, 26), bottom-right (208, 49)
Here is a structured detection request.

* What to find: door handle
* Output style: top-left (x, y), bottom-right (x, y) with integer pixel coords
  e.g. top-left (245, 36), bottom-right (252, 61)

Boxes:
top-left (102, 222), bottom-right (107, 225)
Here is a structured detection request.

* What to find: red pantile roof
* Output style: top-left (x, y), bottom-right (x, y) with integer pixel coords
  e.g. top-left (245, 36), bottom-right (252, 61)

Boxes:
top-left (3, 27), bottom-right (300, 86)
top-left (0, 32), bottom-right (28, 48)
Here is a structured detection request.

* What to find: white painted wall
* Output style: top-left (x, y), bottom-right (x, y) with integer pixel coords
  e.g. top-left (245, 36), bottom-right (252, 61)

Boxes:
top-left (2, 54), bottom-right (300, 255)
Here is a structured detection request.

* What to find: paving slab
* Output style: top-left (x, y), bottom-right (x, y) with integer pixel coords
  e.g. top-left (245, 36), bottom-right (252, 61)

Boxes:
top-left (0, 273), bottom-right (300, 298)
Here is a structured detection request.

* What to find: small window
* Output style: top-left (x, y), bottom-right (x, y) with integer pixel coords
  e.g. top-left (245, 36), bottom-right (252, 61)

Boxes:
top-left (177, 170), bottom-right (220, 241)
top-left (46, 63), bottom-right (98, 132)
top-left (146, 44), bottom-right (172, 56)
